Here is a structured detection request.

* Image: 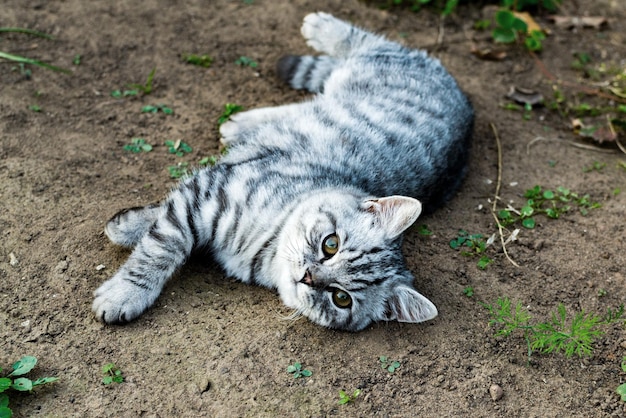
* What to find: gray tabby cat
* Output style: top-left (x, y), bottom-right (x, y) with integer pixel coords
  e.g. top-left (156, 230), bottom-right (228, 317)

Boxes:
top-left (92, 12), bottom-right (473, 331)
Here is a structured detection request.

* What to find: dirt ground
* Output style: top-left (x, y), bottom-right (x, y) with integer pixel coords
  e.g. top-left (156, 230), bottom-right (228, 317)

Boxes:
top-left (1, 0), bottom-right (626, 416)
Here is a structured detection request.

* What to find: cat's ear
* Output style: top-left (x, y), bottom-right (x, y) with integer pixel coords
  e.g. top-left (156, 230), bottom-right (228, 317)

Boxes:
top-left (384, 285), bottom-right (438, 323)
top-left (363, 196), bottom-right (422, 239)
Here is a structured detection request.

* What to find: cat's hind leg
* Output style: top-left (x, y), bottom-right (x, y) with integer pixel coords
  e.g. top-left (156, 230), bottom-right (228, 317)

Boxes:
top-left (301, 12), bottom-right (386, 58)
top-left (105, 203), bottom-right (163, 248)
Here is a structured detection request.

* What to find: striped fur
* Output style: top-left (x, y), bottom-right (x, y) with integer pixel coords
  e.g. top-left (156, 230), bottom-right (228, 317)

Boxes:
top-left (92, 12), bottom-right (474, 331)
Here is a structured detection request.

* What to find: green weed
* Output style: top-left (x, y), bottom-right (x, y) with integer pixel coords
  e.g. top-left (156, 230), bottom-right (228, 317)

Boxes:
top-left (450, 230), bottom-right (493, 270)
top-left (142, 104), bottom-right (173, 114)
top-left (338, 389), bottom-right (361, 405)
top-left (168, 162), bottom-right (190, 179)
top-left (416, 224), bottom-right (433, 236)
top-left (0, 28), bottom-right (71, 74)
top-left (123, 138), bottom-right (152, 153)
top-left (463, 286), bottom-right (475, 297)
top-left (286, 362), bottom-right (312, 379)
top-left (165, 140), bottom-right (192, 157)
top-left (127, 67), bottom-right (156, 95)
top-left (497, 185), bottom-right (601, 229)
top-left (0, 356), bottom-right (58, 417)
top-left (379, 356), bottom-right (401, 373)
top-left (484, 297), bottom-right (624, 358)
top-left (217, 103), bottom-right (244, 125)
top-left (235, 56), bottom-right (258, 68)
top-left (101, 363), bottom-right (124, 385)
top-left (617, 357), bottom-right (626, 401)
top-left (182, 53), bottom-right (213, 67)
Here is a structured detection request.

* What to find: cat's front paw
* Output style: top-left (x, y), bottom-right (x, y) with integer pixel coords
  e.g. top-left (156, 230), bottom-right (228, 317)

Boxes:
top-left (301, 12), bottom-right (350, 56)
top-left (92, 274), bottom-right (158, 324)
top-left (219, 120), bottom-right (241, 147)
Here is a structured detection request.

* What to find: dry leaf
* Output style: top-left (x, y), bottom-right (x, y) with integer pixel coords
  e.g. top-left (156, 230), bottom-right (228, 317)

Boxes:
top-left (471, 47), bottom-right (507, 61)
top-left (572, 118), bottom-right (617, 144)
top-left (548, 15), bottom-right (608, 30)
top-left (506, 86), bottom-right (544, 106)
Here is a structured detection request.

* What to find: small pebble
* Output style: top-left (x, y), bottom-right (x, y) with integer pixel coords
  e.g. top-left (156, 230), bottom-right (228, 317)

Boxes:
top-left (490, 383), bottom-right (504, 401)
top-left (9, 252), bottom-right (18, 266)
top-left (96, 264), bottom-right (106, 271)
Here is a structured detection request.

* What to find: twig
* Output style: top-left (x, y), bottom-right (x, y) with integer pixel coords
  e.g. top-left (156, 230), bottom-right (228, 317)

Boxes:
top-left (526, 136), bottom-right (619, 155)
top-left (489, 123), bottom-right (520, 268)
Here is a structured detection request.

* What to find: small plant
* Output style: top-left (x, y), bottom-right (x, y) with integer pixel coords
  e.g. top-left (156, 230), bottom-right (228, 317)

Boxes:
top-left (492, 9), bottom-right (546, 51)
top-left (217, 103), bottom-right (244, 125)
top-left (583, 161), bottom-right (606, 173)
top-left (616, 357), bottom-right (626, 402)
top-left (379, 356), bottom-right (401, 373)
top-left (199, 156), bottom-right (218, 167)
top-left (29, 105), bottom-right (42, 112)
top-left (101, 363), bottom-right (124, 385)
top-left (141, 104), bottom-right (173, 114)
top-left (234, 56), bottom-right (258, 68)
top-left (286, 362), bottom-right (312, 379)
top-left (127, 67), bottom-right (156, 95)
top-left (165, 140), bottom-right (192, 157)
top-left (338, 388), bottom-right (362, 405)
top-left (182, 53), bottom-right (213, 67)
top-left (463, 286), bottom-right (475, 297)
top-left (0, 356), bottom-right (59, 417)
top-left (0, 28), bottom-right (71, 74)
top-left (72, 54), bottom-right (81, 65)
top-left (450, 230), bottom-right (493, 270)
top-left (484, 297), bottom-right (624, 359)
top-left (497, 185), bottom-right (601, 229)
top-left (123, 138), bottom-right (153, 153)
top-left (111, 89), bottom-right (138, 98)
top-left (168, 162), bottom-right (190, 179)
top-left (416, 224), bottom-right (433, 236)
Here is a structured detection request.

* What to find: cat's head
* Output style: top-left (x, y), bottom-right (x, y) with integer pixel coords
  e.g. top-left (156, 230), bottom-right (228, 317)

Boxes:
top-left (275, 192), bottom-right (437, 331)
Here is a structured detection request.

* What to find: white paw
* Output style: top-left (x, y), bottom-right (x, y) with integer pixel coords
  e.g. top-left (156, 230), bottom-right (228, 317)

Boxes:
top-left (92, 274), bottom-right (158, 324)
top-left (219, 120), bottom-right (240, 146)
top-left (301, 12), bottom-right (348, 55)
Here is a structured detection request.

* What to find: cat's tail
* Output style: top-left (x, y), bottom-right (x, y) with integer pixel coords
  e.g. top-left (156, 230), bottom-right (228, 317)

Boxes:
top-left (276, 55), bottom-right (339, 93)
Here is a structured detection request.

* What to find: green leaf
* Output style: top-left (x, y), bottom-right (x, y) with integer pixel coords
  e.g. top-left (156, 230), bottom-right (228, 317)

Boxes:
top-left (477, 256), bottom-right (493, 270)
top-left (511, 17), bottom-right (528, 32)
top-left (0, 379), bottom-right (10, 393)
top-left (525, 36), bottom-right (542, 52)
top-left (521, 217), bottom-right (536, 229)
top-left (492, 27), bottom-right (516, 44)
top-left (32, 377), bottom-right (58, 386)
top-left (0, 51), bottom-right (71, 74)
top-left (301, 370), bottom-right (312, 377)
top-left (9, 357), bottom-right (37, 377)
top-left (102, 376), bottom-right (113, 385)
top-left (520, 205), bottom-right (534, 217)
top-left (0, 393), bottom-right (8, 407)
top-left (101, 363), bottom-right (115, 374)
top-left (387, 365), bottom-right (396, 373)
top-left (0, 406), bottom-right (11, 418)
top-left (498, 210), bottom-right (511, 220)
top-left (543, 190), bottom-right (555, 199)
top-left (495, 10), bottom-right (515, 28)
top-left (286, 365), bottom-right (296, 373)
top-left (617, 383), bottom-right (626, 402)
top-left (11, 378), bottom-right (32, 392)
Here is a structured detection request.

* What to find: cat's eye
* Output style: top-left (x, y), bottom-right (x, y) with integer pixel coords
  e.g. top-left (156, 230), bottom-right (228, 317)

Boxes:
top-left (322, 234), bottom-right (340, 258)
top-left (331, 288), bottom-right (352, 309)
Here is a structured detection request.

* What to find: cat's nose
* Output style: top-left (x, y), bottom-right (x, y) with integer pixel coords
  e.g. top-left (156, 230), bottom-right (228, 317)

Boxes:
top-left (300, 269), bottom-right (314, 286)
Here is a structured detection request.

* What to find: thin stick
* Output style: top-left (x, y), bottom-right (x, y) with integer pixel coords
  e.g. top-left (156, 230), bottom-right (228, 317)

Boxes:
top-left (526, 136), bottom-right (617, 154)
top-left (490, 122), bottom-right (520, 268)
